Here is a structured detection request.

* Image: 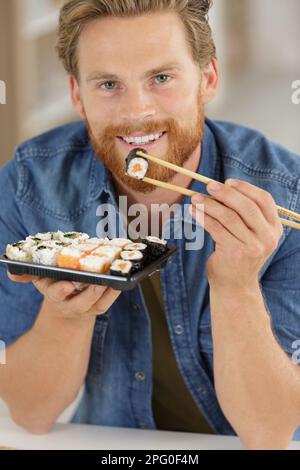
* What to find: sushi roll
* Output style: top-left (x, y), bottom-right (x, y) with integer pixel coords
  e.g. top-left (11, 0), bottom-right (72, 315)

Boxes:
top-left (75, 239), bottom-right (104, 254)
top-left (79, 255), bottom-right (111, 274)
top-left (103, 238), bottom-right (132, 248)
top-left (31, 244), bottom-right (61, 267)
top-left (110, 259), bottom-right (133, 277)
top-left (34, 232), bottom-right (63, 241)
top-left (25, 235), bottom-right (45, 247)
top-left (142, 236), bottom-right (168, 258)
top-left (124, 242), bottom-right (148, 253)
top-left (34, 240), bottom-right (67, 248)
top-left (57, 246), bottom-right (83, 270)
top-left (58, 232), bottom-right (89, 244)
top-left (125, 148), bottom-right (149, 180)
top-left (120, 250), bottom-right (144, 272)
top-left (93, 245), bottom-right (122, 262)
top-left (121, 250), bottom-right (143, 262)
top-left (6, 241), bottom-right (33, 262)
top-left (87, 237), bottom-right (108, 245)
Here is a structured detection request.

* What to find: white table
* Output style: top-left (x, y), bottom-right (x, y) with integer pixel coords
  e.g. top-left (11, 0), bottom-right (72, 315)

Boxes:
top-left (0, 417), bottom-right (300, 450)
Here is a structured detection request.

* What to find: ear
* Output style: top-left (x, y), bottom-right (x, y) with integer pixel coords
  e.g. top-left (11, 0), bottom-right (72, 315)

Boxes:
top-left (200, 58), bottom-right (219, 105)
top-left (70, 76), bottom-right (85, 119)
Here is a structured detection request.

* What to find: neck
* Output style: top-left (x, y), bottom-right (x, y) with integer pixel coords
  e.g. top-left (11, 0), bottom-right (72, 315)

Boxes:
top-left (112, 142), bottom-right (202, 209)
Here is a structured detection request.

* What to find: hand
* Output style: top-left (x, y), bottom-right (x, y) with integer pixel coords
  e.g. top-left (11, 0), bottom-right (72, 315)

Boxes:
top-left (7, 272), bottom-right (121, 319)
top-left (189, 179), bottom-right (284, 290)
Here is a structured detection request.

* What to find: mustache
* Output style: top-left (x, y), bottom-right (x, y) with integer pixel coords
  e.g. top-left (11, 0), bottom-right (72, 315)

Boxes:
top-left (100, 120), bottom-right (176, 138)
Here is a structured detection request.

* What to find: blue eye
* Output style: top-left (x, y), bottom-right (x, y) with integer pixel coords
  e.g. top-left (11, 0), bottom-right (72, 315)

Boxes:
top-left (155, 75), bottom-right (171, 84)
top-left (100, 81), bottom-right (118, 90)
top-left (99, 75), bottom-right (171, 90)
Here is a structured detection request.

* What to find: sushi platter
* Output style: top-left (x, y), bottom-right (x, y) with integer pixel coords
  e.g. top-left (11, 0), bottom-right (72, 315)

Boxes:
top-left (0, 232), bottom-right (176, 291)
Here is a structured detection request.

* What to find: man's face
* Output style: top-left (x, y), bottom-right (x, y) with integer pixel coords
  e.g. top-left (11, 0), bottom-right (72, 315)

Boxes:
top-left (73, 12), bottom-right (206, 192)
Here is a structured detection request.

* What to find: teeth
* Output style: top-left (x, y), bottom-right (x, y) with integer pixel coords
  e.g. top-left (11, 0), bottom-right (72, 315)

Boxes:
top-left (121, 132), bottom-right (163, 144)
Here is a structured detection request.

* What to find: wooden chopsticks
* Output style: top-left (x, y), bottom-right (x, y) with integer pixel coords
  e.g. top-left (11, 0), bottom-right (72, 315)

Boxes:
top-left (136, 150), bottom-right (300, 231)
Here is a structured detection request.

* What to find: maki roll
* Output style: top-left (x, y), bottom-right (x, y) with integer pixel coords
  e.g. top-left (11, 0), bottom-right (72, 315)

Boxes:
top-left (124, 242), bottom-right (148, 262)
top-left (31, 243), bottom-right (61, 267)
top-left (110, 259), bottom-right (133, 277)
top-left (25, 235), bottom-right (44, 245)
top-left (124, 242), bottom-right (148, 252)
top-left (79, 255), bottom-right (110, 274)
top-left (31, 240), bottom-right (69, 266)
top-left (58, 232), bottom-right (89, 244)
top-left (34, 231), bottom-right (64, 241)
top-left (57, 246), bottom-right (83, 270)
top-left (104, 238), bottom-right (132, 248)
top-left (125, 148), bottom-right (149, 180)
top-left (75, 239), bottom-right (104, 254)
top-left (121, 250), bottom-right (143, 262)
top-left (6, 241), bottom-right (33, 262)
top-left (142, 236), bottom-right (168, 259)
top-left (124, 242), bottom-right (148, 253)
top-left (120, 250), bottom-right (144, 272)
top-left (93, 246), bottom-right (122, 262)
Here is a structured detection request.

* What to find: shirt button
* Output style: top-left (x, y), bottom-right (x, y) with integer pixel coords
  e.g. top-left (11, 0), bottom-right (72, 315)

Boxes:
top-left (135, 371), bottom-right (145, 382)
top-left (174, 324), bottom-right (184, 335)
top-left (198, 387), bottom-right (207, 396)
top-left (132, 303), bottom-right (140, 311)
top-left (139, 423), bottom-right (147, 429)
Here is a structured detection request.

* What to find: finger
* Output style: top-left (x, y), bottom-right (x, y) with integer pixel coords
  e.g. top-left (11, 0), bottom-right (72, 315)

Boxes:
top-left (7, 272), bottom-right (40, 283)
top-left (191, 194), bottom-right (256, 245)
top-left (32, 277), bottom-right (60, 296)
top-left (225, 179), bottom-right (283, 234)
top-left (42, 280), bottom-right (76, 303)
top-left (89, 288), bottom-right (122, 316)
top-left (206, 181), bottom-right (270, 239)
top-left (62, 284), bottom-right (109, 315)
top-left (189, 204), bottom-right (242, 248)
top-left (72, 282), bottom-right (89, 292)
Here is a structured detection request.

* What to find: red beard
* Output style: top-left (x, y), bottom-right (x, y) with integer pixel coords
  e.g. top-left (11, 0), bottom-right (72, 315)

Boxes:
top-left (85, 90), bottom-right (205, 193)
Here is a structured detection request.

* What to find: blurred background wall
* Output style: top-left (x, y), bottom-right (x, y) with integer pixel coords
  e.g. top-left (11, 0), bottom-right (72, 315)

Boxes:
top-left (0, 0), bottom-right (300, 169)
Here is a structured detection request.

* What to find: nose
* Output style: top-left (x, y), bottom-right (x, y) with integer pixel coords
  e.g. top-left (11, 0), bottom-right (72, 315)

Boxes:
top-left (119, 86), bottom-right (156, 122)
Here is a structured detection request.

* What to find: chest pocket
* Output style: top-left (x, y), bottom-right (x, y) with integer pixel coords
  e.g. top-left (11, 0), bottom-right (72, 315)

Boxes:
top-left (86, 315), bottom-right (109, 383)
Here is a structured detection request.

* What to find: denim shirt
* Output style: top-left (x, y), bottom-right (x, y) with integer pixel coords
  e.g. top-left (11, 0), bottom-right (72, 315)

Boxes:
top-left (1, 118), bottom-right (300, 438)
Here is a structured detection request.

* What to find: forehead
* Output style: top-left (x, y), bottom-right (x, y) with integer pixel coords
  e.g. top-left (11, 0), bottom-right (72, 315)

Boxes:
top-left (78, 11), bottom-right (193, 77)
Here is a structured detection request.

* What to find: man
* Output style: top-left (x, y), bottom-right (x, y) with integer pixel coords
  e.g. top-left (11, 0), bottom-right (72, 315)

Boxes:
top-left (0, 0), bottom-right (300, 450)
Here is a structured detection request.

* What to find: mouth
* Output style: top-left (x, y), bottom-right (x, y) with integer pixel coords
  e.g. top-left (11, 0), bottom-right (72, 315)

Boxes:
top-left (116, 131), bottom-right (167, 148)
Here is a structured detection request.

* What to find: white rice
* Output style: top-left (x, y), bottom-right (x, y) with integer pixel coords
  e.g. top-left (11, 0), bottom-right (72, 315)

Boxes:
top-left (58, 246), bottom-right (82, 258)
top-left (121, 250), bottom-right (143, 261)
top-left (103, 238), bottom-right (131, 248)
top-left (79, 255), bottom-right (110, 273)
top-left (75, 240), bottom-right (104, 253)
top-left (124, 242), bottom-right (147, 251)
top-left (58, 232), bottom-right (89, 244)
top-left (31, 245), bottom-right (60, 266)
top-left (6, 242), bottom-right (33, 262)
top-left (33, 232), bottom-right (53, 241)
top-left (110, 259), bottom-right (133, 275)
top-left (93, 246), bottom-right (122, 261)
top-left (145, 236), bottom-right (167, 246)
top-left (127, 157), bottom-right (149, 180)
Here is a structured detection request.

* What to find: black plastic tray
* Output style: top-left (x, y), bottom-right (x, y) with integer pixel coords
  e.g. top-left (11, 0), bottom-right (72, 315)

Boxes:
top-left (0, 246), bottom-right (176, 291)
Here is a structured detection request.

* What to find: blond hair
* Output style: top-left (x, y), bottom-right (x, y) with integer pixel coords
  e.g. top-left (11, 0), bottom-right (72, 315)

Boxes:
top-left (56, 0), bottom-right (216, 80)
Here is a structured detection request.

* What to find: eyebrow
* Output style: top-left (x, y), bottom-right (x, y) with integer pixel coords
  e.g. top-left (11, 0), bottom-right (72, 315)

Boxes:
top-left (86, 63), bottom-right (183, 82)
